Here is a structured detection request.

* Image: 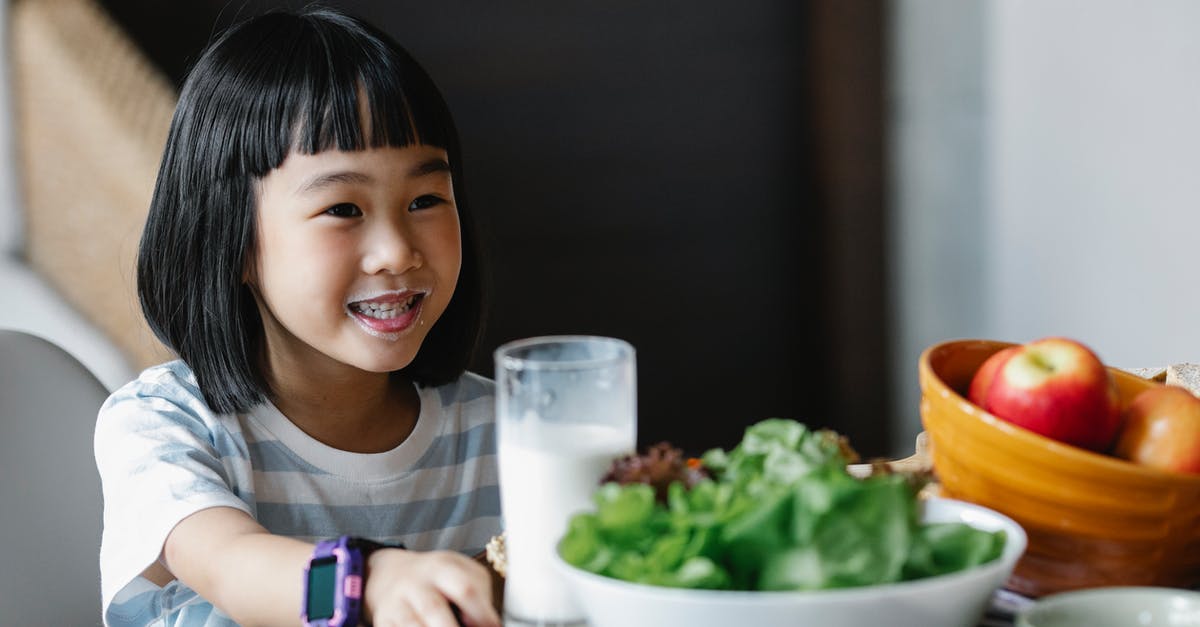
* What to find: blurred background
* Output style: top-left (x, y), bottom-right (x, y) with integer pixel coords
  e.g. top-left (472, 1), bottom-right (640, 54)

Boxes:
top-left (2, 0), bottom-right (1198, 460)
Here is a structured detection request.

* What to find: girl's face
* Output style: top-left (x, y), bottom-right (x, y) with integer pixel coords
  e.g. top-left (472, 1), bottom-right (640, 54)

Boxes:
top-left (249, 144), bottom-right (462, 379)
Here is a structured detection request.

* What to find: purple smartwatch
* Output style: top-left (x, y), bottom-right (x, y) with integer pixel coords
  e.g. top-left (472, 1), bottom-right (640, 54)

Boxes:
top-left (302, 536), bottom-right (398, 627)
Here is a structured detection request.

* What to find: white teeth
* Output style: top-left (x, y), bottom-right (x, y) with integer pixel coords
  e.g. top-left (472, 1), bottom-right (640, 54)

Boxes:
top-left (351, 294), bottom-right (420, 319)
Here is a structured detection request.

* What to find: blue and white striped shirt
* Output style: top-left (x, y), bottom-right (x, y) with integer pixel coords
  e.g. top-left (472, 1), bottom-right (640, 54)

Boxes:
top-left (94, 361), bottom-right (500, 626)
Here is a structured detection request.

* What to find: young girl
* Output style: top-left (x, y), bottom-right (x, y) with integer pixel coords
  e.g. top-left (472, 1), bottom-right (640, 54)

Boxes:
top-left (95, 7), bottom-right (501, 627)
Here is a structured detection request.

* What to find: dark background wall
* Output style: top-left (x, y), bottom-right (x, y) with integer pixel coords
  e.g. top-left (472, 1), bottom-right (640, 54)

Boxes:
top-left (99, 0), bottom-right (890, 457)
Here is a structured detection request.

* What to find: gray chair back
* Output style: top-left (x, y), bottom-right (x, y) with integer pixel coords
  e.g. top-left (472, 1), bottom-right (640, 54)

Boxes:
top-left (0, 329), bottom-right (108, 625)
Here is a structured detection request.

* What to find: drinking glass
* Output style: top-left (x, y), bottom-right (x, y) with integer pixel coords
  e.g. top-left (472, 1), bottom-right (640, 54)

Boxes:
top-left (495, 336), bottom-right (637, 626)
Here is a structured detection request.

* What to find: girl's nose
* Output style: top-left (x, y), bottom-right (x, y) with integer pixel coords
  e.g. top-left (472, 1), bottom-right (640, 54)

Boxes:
top-left (362, 222), bottom-right (423, 275)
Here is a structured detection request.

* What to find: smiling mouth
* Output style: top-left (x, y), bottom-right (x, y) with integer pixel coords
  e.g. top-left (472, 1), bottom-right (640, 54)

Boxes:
top-left (346, 291), bottom-right (426, 337)
top-left (348, 292), bottom-right (423, 319)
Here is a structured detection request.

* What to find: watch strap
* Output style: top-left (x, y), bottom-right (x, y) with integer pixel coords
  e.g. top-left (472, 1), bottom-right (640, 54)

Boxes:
top-left (346, 537), bottom-right (404, 555)
top-left (302, 536), bottom-right (405, 627)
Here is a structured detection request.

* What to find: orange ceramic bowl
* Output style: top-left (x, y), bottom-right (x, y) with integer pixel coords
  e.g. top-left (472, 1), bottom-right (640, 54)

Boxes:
top-left (919, 339), bottom-right (1200, 598)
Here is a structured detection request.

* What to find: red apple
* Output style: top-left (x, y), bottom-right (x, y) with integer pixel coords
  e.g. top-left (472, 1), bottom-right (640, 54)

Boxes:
top-left (1114, 385), bottom-right (1200, 474)
top-left (968, 346), bottom-right (1019, 408)
top-left (978, 337), bottom-right (1121, 451)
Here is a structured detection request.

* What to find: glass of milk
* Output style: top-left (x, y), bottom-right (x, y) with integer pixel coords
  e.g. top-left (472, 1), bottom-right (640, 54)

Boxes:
top-left (495, 336), bottom-right (636, 626)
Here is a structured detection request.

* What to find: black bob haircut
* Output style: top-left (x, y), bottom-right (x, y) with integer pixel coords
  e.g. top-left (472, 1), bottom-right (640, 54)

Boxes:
top-left (137, 6), bottom-right (485, 415)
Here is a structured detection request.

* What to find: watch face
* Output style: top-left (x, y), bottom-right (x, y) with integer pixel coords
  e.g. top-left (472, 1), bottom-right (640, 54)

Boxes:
top-left (306, 556), bottom-right (339, 620)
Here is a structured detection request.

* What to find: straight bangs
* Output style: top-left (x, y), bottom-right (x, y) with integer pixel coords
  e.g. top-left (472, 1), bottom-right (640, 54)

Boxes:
top-left (209, 9), bottom-right (456, 178)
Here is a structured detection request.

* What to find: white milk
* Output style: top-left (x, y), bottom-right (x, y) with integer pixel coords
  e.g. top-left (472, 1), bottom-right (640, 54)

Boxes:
top-left (498, 422), bottom-right (632, 624)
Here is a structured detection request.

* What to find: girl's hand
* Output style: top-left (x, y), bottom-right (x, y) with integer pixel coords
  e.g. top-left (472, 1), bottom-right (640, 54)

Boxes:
top-left (364, 548), bottom-right (501, 627)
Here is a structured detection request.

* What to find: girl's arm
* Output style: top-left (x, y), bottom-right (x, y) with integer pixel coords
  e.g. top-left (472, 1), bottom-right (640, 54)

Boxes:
top-left (164, 506), bottom-right (500, 627)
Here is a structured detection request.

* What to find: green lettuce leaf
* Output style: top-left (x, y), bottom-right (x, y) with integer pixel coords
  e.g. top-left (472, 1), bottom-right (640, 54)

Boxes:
top-left (557, 418), bottom-right (1006, 592)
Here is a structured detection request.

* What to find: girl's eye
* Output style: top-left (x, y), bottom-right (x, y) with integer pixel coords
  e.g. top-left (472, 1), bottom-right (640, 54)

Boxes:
top-left (324, 203), bottom-right (362, 218)
top-left (409, 195), bottom-right (444, 211)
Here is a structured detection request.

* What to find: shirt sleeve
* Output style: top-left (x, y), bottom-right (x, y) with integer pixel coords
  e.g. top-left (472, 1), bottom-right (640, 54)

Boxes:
top-left (94, 366), bottom-right (252, 624)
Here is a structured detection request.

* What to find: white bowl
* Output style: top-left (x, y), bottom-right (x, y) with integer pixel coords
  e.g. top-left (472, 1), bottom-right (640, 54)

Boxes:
top-left (1016, 586), bottom-right (1200, 627)
top-left (556, 497), bottom-right (1027, 627)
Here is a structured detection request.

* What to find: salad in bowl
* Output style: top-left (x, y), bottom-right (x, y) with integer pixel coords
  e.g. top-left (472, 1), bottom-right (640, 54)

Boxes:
top-left (553, 419), bottom-right (1026, 627)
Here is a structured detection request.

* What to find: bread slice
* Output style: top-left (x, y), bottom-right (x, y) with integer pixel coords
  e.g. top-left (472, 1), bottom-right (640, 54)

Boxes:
top-left (1166, 363), bottom-right (1200, 396)
top-left (1123, 366), bottom-right (1167, 382)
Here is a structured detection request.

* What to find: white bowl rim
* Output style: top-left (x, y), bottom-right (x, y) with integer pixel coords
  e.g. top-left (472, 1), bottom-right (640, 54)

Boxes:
top-left (1021, 585), bottom-right (1200, 612)
top-left (555, 496), bottom-right (1028, 603)
top-left (1017, 586), bottom-right (1200, 627)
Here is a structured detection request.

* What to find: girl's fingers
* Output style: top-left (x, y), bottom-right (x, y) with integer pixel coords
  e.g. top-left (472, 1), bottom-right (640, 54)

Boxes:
top-left (408, 585), bottom-right (463, 627)
top-left (443, 591), bottom-right (498, 627)
top-left (454, 600), bottom-right (500, 627)
top-left (373, 600), bottom-right (423, 627)
top-left (365, 550), bottom-right (499, 627)
top-left (433, 556), bottom-right (500, 627)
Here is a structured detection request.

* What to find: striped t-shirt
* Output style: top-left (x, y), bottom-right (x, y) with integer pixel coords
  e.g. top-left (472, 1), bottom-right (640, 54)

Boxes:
top-left (94, 360), bottom-right (500, 627)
